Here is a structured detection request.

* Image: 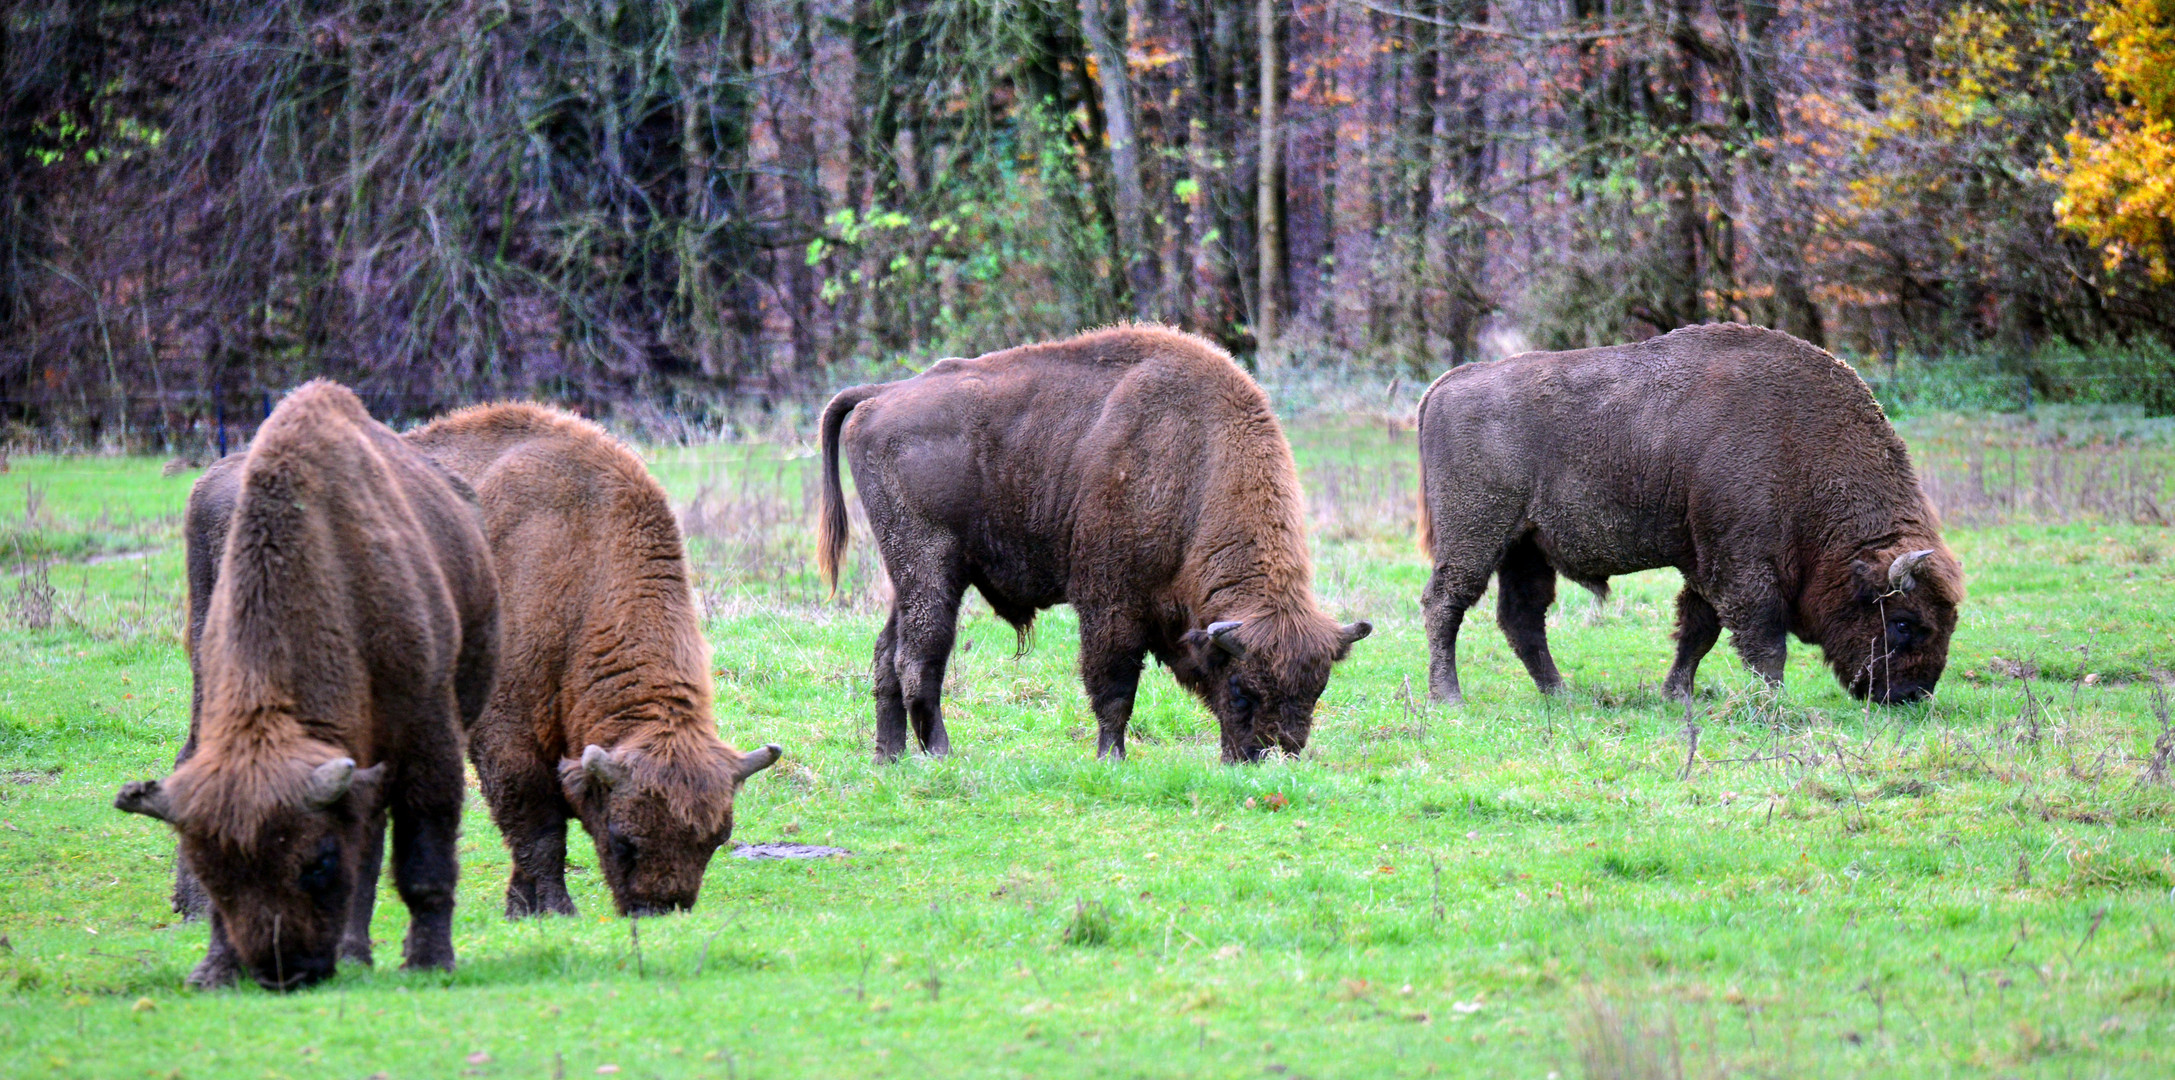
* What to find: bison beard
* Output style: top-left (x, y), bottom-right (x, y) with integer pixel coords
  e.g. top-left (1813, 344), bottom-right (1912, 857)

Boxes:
top-left (817, 325), bottom-right (1370, 763)
top-left (117, 381), bottom-right (499, 990)
top-left (1416, 323), bottom-right (1961, 705)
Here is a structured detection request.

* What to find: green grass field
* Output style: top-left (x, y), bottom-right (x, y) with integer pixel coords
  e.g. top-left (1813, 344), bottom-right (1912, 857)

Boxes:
top-left (1, 411), bottom-right (2172, 1079)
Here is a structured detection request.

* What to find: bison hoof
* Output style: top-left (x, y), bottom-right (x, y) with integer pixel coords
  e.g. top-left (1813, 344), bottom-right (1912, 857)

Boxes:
top-left (185, 952), bottom-right (239, 990)
top-left (505, 892), bottom-right (577, 920)
top-left (400, 944), bottom-right (456, 973)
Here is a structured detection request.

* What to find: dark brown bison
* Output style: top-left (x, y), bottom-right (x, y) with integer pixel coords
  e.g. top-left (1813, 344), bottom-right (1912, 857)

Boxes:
top-left (407, 404), bottom-right (780, 917)
top-left (817, 325), bottom-right (1371, 763)
top-left (1417, 323), bottom-right (1961, 706)
top-left (117, 382), bottom-right (499, 990)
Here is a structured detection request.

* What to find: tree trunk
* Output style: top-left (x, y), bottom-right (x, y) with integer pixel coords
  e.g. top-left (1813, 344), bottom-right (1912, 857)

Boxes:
top-left (1254, 0), bottom-right (1281, 359)
top-left (780, 0), bottom-right (827, 375)
top-left (1081, 0), bottom-right (1158, 319)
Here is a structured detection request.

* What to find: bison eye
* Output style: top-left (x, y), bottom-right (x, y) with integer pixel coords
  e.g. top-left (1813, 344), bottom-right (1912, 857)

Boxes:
top-left (299, 837), bottom-right (340, 896)
top-left (1227, 676), bottom-right (1253, 715)
top-left (608, 828), bottom-right (638, 869)
top-left (1887, 619), bottom-right (1917, 647)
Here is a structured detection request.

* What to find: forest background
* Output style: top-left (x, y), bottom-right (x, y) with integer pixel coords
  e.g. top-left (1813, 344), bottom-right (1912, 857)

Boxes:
top-left (3, 0), bottom-right (2173, 441)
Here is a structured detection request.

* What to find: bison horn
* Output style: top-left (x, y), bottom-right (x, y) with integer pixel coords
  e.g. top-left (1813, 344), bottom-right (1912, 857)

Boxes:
top-left (1887, 549), bottom-right (1936, 593)
top-left (734, 743), bottom-right (783, 783)
top-left (1206, 620), bottom-right (1249, 659)
top-left (582, 744), bottom-right (631, 790)
top-left (114, 779), bottom-right (176, 823)
top-left (302, 757), bottom-right (358, 808)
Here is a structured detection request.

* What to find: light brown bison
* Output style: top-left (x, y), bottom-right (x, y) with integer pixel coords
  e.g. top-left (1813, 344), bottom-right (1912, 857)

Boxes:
top-left (118, 382), bottom-right (499, 990)
top-left (407, 404), bottom-right (780, 917)
top-left (1417, 323), bottom-right (1962, 705)
top-left (817, 325), bottom-right (1371, 763)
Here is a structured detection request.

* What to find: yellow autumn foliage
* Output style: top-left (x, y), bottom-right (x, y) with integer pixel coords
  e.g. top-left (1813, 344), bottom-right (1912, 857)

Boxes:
top-left (2049, 0), bottom-right (2175, 281)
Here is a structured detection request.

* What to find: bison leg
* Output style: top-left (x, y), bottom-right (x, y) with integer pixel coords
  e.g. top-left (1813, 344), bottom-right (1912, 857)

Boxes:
top-left (1421, 558), bottom-right (1495, 706)
top-left (340, 810), bottom-right (387, 966)
top-left (388, 761), bottom-right (463, 972)
top-left (185, 908), bottom-right (241, 990)
top-left (1495, 536), bottom-right (1565, 695)
top-left (501, 823), bottom-right (577, 919)
top-left (1720, 594), bottom-right (1789, 686)
top-left (871, 608), bottom-right (911, 762)
top-left (1077, 613), bottom-right (1146, 761)
top-left (169, 732), bottom-right (209, 921)
top-left (1663, 587), bottom-right (1722, 702)
top-left (475, 746), bottom-right (578, 918)
top-left (884, 571), bottom-right (965, 759)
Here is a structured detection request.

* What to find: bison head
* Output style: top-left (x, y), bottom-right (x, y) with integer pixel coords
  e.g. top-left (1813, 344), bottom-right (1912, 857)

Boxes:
top-left (1179, 616), bottom-right (1372, 762)
top-left (115, 754), bottom-right (385, 990)
top-left (1815, 545), bottom-right (1962, 703)
top-left (560, 740), bottom-right (781, 916)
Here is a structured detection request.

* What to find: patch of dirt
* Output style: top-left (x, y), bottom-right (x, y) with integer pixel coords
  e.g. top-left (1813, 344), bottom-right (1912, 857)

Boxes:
top-left (730, 842), bottom-right (852, 860)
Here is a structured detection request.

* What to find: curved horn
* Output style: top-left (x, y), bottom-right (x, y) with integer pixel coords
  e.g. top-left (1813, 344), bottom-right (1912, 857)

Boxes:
top-left (734, 743), bottom-right (783, 783)
top-left (1887, 549), bottom-right (1936, 593)
top-left (582, 744), bottom-right (631, 790)
top-left (114, 779), bottom-right (176, 822)
top-left (1206, 620), bottom-right (1249, 659)
top-left (302, 757), bottom-right (357, 808)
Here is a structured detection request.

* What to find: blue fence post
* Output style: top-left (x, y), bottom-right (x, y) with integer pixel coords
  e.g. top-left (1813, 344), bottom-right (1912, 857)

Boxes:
top-left (216, 401), bottom-right (227, 458)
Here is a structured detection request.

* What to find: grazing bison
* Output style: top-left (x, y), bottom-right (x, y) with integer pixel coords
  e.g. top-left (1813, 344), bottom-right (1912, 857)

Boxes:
top-left (117, 382), bottom-right (499, 990)
top-left (1417, 323), bottom-right (1961, 705)
top-left (817, 325), bottom-right (1371, 763)
top-left (407, 404), bottom-right (780, 917)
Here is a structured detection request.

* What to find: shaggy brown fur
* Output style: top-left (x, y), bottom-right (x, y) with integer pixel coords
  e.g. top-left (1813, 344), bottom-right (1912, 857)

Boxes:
top-left (166, 450), bottom-right (246, 924)
top-left (818, 325), bottom-right (1370, 763)
top-left (117, 381), bottom-right (499, 991)
top-left (407, 404), bottom-right (779, 917)
top-left (1416, 323), bottom-right (1962, 705)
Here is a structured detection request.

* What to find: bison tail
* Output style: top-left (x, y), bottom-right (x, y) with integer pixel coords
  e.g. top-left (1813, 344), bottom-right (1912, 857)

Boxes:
top-left (1413, 420), bottom-right (1435, 558)
top-left (817, 384), bottom-right (882, 596)
top-left (1416, 483), bottom-right (1433, 556)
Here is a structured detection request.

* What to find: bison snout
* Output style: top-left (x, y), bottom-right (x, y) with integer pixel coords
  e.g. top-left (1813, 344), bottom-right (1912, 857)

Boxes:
top-left (1852, 678), bottom-right (1932, 704)
top-left (251, 952), bottom-right (336, 992)
top-left (624, 897), bottom-right (695, 918)
top-left (1876, 682), bottom-right (1931, 704)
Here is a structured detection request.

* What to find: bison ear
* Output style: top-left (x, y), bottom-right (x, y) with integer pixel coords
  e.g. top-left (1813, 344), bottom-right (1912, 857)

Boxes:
top-left (302, 757), bottom-right (357, 809)
top-left (1335, 620), bottom-right (1372, 659)
top-left (733, 744), bottom-right (782, 784)
top-left (1887, 548), bottom-right (1937, 593)
top-left (115, 779), bottom-right (177, 823)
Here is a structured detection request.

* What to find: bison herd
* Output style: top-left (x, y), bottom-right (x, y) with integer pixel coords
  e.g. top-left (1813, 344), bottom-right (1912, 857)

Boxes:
top-left (113, 322), bottom-right (1960, 991)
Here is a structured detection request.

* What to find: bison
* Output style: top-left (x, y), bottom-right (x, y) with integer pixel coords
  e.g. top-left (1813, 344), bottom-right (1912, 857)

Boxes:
top-left (1416, 322), bottom-right (1961, 706)
top-left (118, 382), bottom-right (499, 990)
top-left (817, 325), bottom-right (1371, 763)
top-left (406, 404), bottom-right (780, 917)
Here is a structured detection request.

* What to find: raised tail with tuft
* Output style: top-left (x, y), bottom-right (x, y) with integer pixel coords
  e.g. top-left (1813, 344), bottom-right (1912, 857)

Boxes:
top-left (817, 385), bottom-right (885, 595)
